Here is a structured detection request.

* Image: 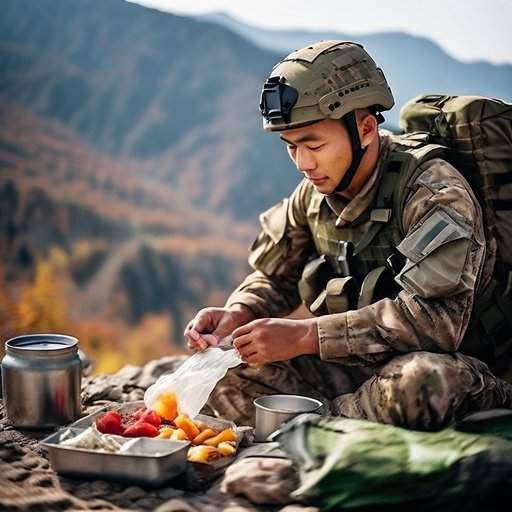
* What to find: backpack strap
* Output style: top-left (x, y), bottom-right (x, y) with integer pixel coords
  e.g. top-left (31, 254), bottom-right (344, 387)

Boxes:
top-left (354, 134), bottom-right (446, 256)
top-left (391, 134), bottom-right (447, 238)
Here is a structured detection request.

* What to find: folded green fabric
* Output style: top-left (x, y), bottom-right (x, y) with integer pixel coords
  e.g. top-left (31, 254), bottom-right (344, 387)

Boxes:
top-left (273, 411), bottom-right (512, 510)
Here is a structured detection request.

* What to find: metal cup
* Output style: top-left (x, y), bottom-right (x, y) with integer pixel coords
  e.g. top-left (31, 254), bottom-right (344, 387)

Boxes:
top-left (253, 394), bottom-right (323, 442)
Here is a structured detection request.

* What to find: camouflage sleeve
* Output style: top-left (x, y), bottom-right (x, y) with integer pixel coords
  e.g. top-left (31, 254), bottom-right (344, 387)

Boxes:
top-left (225, 179), bottom-right (316, 318)
top-left (317, 158), bottom-right (491, 365)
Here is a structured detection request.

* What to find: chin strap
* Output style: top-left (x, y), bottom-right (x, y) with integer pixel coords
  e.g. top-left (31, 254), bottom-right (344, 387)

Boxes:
top-left (334, 111), bottom-right (367, 193)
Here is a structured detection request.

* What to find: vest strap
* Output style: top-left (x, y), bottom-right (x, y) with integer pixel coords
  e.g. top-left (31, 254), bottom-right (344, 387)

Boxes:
top-left (354, 221), bottom-right (385, 255)
top-left (353, 152), bottom-right (404, 255)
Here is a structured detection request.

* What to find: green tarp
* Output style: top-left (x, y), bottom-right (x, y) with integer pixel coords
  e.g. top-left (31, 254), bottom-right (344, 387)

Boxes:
top-left (273, 410), bottom-right (512, 511)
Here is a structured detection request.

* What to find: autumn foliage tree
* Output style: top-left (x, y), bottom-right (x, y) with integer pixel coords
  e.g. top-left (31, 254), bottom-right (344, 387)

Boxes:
top-left (15, 248), bottom-right (67, 333)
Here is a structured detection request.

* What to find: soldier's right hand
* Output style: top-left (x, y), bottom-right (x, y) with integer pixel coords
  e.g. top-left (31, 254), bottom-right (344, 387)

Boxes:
top-left (183, 305), bottom-right (255, 352)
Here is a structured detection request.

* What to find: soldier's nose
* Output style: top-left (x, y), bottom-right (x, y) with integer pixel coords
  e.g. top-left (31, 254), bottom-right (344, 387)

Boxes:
top-left (295, 148), bottom-right (316, 173)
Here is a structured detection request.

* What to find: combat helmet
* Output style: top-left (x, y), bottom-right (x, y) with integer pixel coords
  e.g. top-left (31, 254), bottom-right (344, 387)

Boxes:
top-left (259, 41), bottom-right (394, 192)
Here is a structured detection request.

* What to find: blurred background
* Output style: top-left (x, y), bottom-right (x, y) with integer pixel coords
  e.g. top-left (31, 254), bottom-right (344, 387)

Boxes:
top-left (1, 0), bottom-right (510, 373)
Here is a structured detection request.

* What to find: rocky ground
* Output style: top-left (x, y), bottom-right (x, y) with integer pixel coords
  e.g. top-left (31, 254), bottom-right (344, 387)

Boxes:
top-left (0, 356), bottom-right (318, 512)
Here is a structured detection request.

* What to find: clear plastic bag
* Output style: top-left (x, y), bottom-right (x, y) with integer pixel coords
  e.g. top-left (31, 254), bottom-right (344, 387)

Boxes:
top-left (144, 348), bottom-right (242, 418)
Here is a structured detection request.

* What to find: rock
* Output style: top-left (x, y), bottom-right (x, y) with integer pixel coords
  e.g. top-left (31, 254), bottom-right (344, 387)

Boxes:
top-left (127, 388), bottom-right (145, 401)
top-left (223, 506), bottom-right (262, 512)
top-left (222, 457), bottom-right (299, 505)
top-left (115, 485), bottom-right (147, 504)
top-left (81, 374), bottom-right (123, 403)
top-left (279, 506), bottom-right (320, 512)
top-left (155, 498), bottom-right (200, 512)
top-left (115, 365), bottom-right (142, 383)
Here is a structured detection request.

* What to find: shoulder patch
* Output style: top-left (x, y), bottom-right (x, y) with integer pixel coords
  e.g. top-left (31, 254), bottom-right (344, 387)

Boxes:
top-left (397, 207), bottom-right (472, 264)
top-left (395, 206), bottom-right (475, 298)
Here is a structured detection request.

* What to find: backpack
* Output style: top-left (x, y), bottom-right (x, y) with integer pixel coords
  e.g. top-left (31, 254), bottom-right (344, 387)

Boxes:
top-left (399, 94), bottom-right (512, 271)
top-left (399, 94), bottom-right (512, 375)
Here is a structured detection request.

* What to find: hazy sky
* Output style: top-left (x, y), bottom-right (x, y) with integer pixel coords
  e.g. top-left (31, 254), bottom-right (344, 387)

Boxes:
top-left (128, 0), bottom-right (512, 65)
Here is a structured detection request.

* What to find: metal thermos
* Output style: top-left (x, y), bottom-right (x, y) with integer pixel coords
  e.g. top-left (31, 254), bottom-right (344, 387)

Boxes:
top-left (2, 334), bottom-right (82, 428)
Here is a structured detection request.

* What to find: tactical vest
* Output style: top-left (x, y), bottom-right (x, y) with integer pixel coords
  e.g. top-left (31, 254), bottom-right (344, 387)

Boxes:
top-left (298, 132), bottom-right (444, 316)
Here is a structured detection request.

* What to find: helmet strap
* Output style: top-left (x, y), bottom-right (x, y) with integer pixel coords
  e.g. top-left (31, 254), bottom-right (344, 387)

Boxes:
top-left (334, 111), bottom-right (367, 193)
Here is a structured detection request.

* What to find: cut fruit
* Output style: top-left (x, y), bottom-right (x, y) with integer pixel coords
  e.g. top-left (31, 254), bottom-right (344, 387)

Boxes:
top-left (170, 428), bottom-right (188, 441)
top-left (123, 421), bottom-right (159, 437)
top-left (153, 391), bottom-right (178, 421)
top-left (217, 441), bottom-right (236, 456)
top-left (157, 427), bottom-right (176, 439)
top-left (187, 445), bottom-right (221, 463)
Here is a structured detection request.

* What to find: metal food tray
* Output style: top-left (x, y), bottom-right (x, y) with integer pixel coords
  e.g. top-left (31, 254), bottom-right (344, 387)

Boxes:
top-left (41, 401), bottom-right (248, 485)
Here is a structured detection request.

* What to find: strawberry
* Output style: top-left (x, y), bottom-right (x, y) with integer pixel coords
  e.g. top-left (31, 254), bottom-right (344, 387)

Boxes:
top-left (122, 407), bottom-right (161, 428)
top-left (96, 411), bottom-right (124, 435)
top-left (138, 409), bottom-right (161, 428)
top-left (123, 421), bottom-right (159, 437)
top-left (130, 406), bottom-right (147, 421)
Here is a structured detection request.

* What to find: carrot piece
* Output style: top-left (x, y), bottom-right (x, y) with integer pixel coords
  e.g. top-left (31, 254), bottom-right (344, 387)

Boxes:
top-left (203, 429), bottom-right (238, 447)
top-left (174, 414), bottom-right (201, 440)
top-left (192, 428), bottom-right (217, 445)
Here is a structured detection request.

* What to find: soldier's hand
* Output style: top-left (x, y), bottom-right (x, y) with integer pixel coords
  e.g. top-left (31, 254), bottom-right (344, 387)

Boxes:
top-left (184, 305), bottom-right (255, 352)
top-left (232, 317), bottom-right (319, 364)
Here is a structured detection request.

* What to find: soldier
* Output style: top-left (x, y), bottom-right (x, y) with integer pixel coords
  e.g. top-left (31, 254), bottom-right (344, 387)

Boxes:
top-left (184, 41), bottom-right (512, 431)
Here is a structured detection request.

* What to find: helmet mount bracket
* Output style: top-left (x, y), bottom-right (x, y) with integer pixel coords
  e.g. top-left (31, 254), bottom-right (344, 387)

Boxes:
top-left (260, 76), bottom-right (299, 125)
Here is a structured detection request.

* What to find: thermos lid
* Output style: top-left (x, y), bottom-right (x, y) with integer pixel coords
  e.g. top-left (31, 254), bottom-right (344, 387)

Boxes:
top-left (5, 334), bottom-right (78, 355)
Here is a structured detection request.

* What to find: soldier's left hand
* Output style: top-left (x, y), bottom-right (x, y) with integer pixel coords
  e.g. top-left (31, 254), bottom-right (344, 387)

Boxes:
top-left (231, 318), bottom-right (319, 364)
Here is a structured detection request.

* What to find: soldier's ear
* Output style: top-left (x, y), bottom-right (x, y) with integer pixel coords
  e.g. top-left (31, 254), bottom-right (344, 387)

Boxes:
top-left (359, 112), bottom-right (378, 147)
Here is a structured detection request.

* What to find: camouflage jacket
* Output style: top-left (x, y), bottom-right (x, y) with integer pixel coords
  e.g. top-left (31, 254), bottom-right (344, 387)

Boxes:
top-left (225, 133), bottom-right (496, 366)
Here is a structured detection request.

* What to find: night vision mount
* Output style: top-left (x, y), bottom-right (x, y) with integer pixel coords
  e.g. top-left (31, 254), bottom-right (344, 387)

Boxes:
top-left (259, 76), bottom-right (299, 125)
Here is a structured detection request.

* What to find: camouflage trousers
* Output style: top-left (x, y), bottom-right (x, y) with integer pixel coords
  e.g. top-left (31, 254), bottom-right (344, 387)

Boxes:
top-left (206, 351), bottom-right (512, 431)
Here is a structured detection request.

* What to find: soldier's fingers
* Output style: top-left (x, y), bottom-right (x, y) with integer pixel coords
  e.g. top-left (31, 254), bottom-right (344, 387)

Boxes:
top-left (184, 329), bottom-right (208, 352)
top-left (186, 337), bottom-right (202, 352)
top-left (233, 334), bottom-right (252, 350)
top-left (200, 333), bottom-right (220, 347)
top-left (183, 319), bottom-right (194, 337)
top-left (192, 311), bottom-right (217, 334)
top-left (184, 330), bottom-right (196, 349)
top-left (232, 321), bottom-right (256, 338)
top-left (187, 329), bottom-right (201, 341)
top-left (184, 331), bottom-right (198, 347)
top-left (184, 324), bottom-right (201, 348)
top-left (238, 346), bottom-right (258, 362)
top-left (195, 335), bottom-right (208, 351)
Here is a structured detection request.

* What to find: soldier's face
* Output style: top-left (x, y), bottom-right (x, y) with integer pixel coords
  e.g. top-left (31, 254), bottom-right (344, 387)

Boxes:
top-left (279, 119), bottom-right (354, 194)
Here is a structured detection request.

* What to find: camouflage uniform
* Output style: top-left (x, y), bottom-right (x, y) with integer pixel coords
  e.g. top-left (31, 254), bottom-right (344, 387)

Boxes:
top-left (207, 133), bottom-right (512, 430)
